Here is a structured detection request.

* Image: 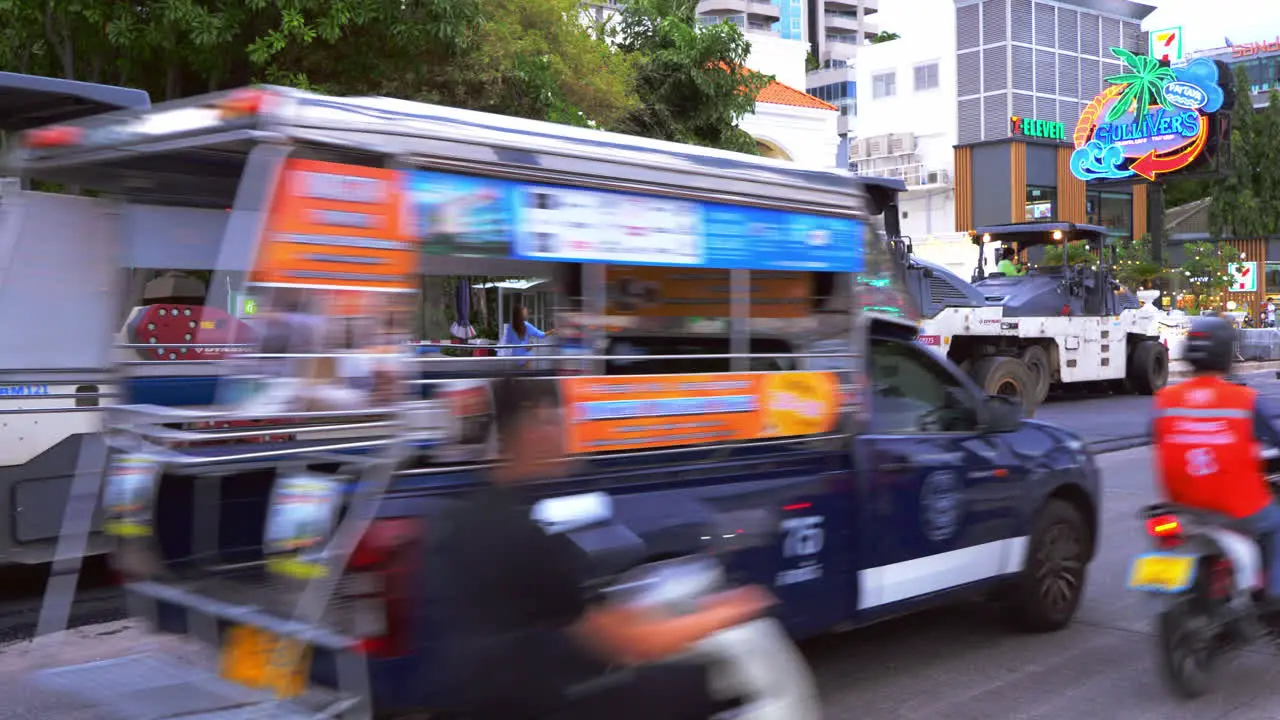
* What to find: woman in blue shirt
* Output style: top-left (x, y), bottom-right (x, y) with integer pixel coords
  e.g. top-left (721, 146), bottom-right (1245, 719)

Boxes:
top-left (500, 304), bottom-right (549, 357)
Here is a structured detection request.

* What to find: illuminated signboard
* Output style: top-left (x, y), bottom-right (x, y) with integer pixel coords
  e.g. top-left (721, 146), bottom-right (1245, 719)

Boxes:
top-left (1230, 262), bottom-right (1257, 292)
top-left (1071, 48), bottom-right (1229, 182)
top-left (1011, 115), bottom-right (1066, 141)
top-left (1149, 27), bottom-right (1184, 64)
top-left (1231, 36), bottom-right (1280, 59)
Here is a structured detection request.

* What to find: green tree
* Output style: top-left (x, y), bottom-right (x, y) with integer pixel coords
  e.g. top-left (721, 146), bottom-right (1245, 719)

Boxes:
top-left (805, 51), bottom-right (819, 72)
top-left (1162, 176), bottom-right (1211, 208)
top-left (614, 0), bottom-right (770, 153)
top-left (869, 31), bottom-right (900, 44)
top-left (1176, 239), bottom-right (1240, 297)
top-left (1041, 241), bottom-right (1098, 266)
top-left (1112, 233), bottom-right (1163, 289)
top-left (1209, 66), bottom-right (1280, 240)
top-left (440, 0), bottom-right (635, 128)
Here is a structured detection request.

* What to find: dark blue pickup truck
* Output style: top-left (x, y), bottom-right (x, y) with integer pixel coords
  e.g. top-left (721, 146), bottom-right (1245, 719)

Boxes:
top-left (13, 86), bottom-right (1101, 720)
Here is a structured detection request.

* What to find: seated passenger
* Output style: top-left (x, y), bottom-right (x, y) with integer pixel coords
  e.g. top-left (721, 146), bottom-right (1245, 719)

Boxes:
top-left (996, 247), bottom-right (1026, 277)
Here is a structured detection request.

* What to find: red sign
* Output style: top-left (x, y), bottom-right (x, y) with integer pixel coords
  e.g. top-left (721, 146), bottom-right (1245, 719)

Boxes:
top-left (1232, 37), bottom-right (1280, 59)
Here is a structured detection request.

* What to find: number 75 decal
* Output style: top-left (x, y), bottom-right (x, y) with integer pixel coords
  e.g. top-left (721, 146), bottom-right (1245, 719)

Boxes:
top-left (781, 516), bottom-right (825, 557)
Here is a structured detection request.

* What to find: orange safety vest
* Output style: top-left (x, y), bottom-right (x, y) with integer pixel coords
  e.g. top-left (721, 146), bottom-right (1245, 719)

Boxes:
top-left (1152, 376), bottom-right (1272, 519)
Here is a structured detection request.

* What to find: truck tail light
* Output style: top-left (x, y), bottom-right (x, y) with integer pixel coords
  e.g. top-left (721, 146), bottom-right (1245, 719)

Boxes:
top-left (341, 518), bottom-right (422, 659)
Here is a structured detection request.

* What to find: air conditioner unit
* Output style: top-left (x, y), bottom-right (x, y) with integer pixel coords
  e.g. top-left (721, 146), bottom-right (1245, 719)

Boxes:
top-left (926, 169), bottom-right (952, 185)
top-left (891, 133), bottom-right (917, 154)
top-left (849, 138), bottom-right (868, 159)
top-left (866, 135), bottom-right (887, 157)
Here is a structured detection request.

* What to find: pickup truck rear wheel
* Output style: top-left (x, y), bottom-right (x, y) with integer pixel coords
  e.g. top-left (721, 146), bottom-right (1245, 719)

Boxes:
top-left (1012, 499), bottom-right (1088, 632)
top-left (970, 355), bottom-right (1036, 415)
top-left (1128, 340), bottom-right (1169, 395)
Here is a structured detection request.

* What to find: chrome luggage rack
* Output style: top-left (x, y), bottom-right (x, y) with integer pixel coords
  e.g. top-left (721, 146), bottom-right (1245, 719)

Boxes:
top-left (32, 354), bottom-right (438, 720)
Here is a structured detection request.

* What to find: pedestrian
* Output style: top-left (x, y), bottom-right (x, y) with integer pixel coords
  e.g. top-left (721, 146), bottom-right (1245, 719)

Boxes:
top-left (499, 304), bottom-right (551, 358)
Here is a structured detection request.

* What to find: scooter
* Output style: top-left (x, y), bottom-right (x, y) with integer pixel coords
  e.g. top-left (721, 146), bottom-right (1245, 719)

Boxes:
top-left (539, 493), bottom-right (822, 720)
top-left (1129, 501), bottom-right (1273, 698)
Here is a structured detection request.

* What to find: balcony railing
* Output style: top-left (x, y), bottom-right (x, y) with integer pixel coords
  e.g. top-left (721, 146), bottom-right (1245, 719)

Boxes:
top-left (852, 162), bottom-right (952, 189)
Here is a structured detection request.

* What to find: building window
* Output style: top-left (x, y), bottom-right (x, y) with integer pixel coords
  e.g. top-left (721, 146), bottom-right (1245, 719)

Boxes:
top-left (913, 63), bottom-right (940, 91)
top-left (1025, 186), bottom-right (1056, 221)
top-left (1086, 191), bottom-right (1133, 239)
top-left (872, 72), bottom-right (896, 99)
top-left (1266, 263), bottom-right (1280, 293)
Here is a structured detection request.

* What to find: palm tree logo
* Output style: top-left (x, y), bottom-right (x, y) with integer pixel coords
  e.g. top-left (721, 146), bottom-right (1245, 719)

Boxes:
top-left (1103, 47), bottom-right (1177, 121)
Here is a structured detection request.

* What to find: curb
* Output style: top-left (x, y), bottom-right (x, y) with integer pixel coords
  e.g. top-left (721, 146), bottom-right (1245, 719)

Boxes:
top-left (1086, 435), bottom-right (1148, 454)
top-left (1170, 360), bottom-right (1280, 380)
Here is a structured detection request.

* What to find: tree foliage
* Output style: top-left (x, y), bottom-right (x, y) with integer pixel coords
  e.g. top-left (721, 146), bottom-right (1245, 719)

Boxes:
top-left (1040, 241), bottom-right (1098, 267)
top-left (1209, 65), bottom-right (1280, 239)
top-left (1112, 233), bottom-right (1163, 289)
top-left (613, 0), bottom-right (770, 153)
top-left (869, 31), bottom-right (900, 44)
top-left (1177, 239), bottom-right (1240, 296)
top-left (0, 0), bottom-right (768, 154)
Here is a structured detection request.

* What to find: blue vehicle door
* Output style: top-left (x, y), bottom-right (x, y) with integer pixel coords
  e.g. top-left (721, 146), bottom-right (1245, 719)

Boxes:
top-left (851, 337), bottom-right (1027, 614)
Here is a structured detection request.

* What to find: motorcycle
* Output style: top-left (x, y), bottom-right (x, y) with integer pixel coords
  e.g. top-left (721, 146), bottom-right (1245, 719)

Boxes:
top-left (539, 492), bottom-right (823, 720)
top-left (1129, 500), bottom-right (1272, 698)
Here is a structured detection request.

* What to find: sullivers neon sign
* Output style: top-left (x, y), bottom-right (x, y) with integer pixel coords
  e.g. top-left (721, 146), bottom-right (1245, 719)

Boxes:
top-left (1071, 48), bottom-right (1229, 182)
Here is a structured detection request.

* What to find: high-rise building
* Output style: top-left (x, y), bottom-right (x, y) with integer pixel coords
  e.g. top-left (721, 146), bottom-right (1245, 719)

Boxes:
top-left (808, 0), bottom-right (879, 70)
top-left (695, 0), bottom-right (785, 36)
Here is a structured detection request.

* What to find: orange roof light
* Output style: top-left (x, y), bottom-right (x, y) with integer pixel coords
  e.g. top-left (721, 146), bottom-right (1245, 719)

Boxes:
top-left (22, 125), bottom-right (84, 149)
top-left (217, 88), bottom-right (273, 118)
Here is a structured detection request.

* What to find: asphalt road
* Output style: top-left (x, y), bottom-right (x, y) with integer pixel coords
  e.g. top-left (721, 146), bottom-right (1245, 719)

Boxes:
top-left (6, 447), bottom-right (1280, 719)
top-left (1038, 367), bottom-right (1280, 450)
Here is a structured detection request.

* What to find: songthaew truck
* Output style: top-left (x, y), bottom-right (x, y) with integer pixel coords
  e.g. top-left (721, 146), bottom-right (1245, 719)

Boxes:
top-left (12, 86), bottom-right (1101, 719)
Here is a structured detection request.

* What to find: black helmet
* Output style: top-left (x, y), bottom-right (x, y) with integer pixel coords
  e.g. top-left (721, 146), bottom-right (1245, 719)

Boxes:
top-left (1183, 315), bottom-right (1236, 374)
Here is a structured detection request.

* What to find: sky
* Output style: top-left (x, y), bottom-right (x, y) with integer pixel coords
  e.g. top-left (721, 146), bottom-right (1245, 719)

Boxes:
top-left (872, 1), bottom-right (1280, 56)
top-left (1141, 0), bottom-right (1280, 53)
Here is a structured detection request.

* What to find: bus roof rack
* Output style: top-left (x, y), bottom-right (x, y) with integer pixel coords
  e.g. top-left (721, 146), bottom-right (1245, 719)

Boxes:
top-left (0, 72), bottom-right (150, 132)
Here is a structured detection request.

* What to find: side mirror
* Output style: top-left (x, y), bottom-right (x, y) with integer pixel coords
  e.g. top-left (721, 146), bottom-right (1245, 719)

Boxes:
top-left (981, 395), bottom-right (1022, 433)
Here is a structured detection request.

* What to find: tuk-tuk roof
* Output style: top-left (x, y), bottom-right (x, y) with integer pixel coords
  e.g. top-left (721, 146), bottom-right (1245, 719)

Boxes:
top-left (973, 222), bottom-right (1110, 247)
top-left (6, 85), bottom-right (869, 216)
top-left (0, 72), bottom-right (149, 132)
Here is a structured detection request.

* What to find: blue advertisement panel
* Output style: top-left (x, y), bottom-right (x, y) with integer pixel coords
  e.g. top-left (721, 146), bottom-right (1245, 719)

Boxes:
top-left (404, 170), bottom-right (863, 272)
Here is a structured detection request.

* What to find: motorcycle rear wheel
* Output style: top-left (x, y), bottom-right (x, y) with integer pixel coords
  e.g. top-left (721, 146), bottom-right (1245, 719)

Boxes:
top-left (1157, 602), bottom-right (1217, 698)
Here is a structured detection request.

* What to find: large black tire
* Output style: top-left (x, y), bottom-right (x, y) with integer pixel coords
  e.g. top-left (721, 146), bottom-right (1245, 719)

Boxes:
top-left (970, 355), bottom-right (1037, 415)
top-left (1157, 601), bottom-right (1217, 698)
top-left (1128, 340), bottom-right (1170, 395)
top-left (1011, 499), bottom-right (1089, 632)
top-left (1020, 344), bottom-right (1052, 406)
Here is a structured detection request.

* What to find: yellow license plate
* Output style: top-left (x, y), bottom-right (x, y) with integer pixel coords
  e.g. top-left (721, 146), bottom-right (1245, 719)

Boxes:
top-left (1127, 553), bottom-right (1198, 593)
top-left (219, 625), bottom-right (312, 698)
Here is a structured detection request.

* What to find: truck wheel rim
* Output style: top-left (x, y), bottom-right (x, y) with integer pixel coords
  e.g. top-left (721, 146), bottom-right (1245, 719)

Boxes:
top-left (1035, 522), bottom-right (1083, 612)
top-left (995, 379), bottom-right (1021, 398)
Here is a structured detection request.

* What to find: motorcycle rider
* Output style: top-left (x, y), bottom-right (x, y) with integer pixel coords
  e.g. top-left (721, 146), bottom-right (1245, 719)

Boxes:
top-left (1152, 315), bottom-right (1280, 614)
top-left (429, 373), bottom-right (777, 719)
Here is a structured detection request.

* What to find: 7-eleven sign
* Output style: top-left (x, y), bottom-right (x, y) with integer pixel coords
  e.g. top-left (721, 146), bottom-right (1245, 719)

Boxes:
top-left (1149, 27), bottom-right (1184, 63)
top-left (1230, 262), bottom-right (1257, 292)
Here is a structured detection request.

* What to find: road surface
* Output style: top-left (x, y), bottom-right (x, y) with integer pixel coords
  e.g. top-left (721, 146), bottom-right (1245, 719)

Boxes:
top-left (1039, 367), bottom-right (1280, 449)
top-left (5, 447), bottom-right (1280, 718)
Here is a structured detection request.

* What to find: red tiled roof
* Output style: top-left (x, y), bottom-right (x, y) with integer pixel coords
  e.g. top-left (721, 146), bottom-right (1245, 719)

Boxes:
top-left (714, 62), bottom-right (838, 111)
top-left (756, 78), bottom-right (838, 111)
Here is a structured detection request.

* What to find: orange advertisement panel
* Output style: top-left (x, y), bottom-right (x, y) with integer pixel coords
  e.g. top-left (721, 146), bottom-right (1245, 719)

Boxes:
top-left (252, 159), bottom-right (416, 291)
top-left (560, 371), bottom-right (840, 454)
top-left (606, 267), bottom-right (811, 319)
